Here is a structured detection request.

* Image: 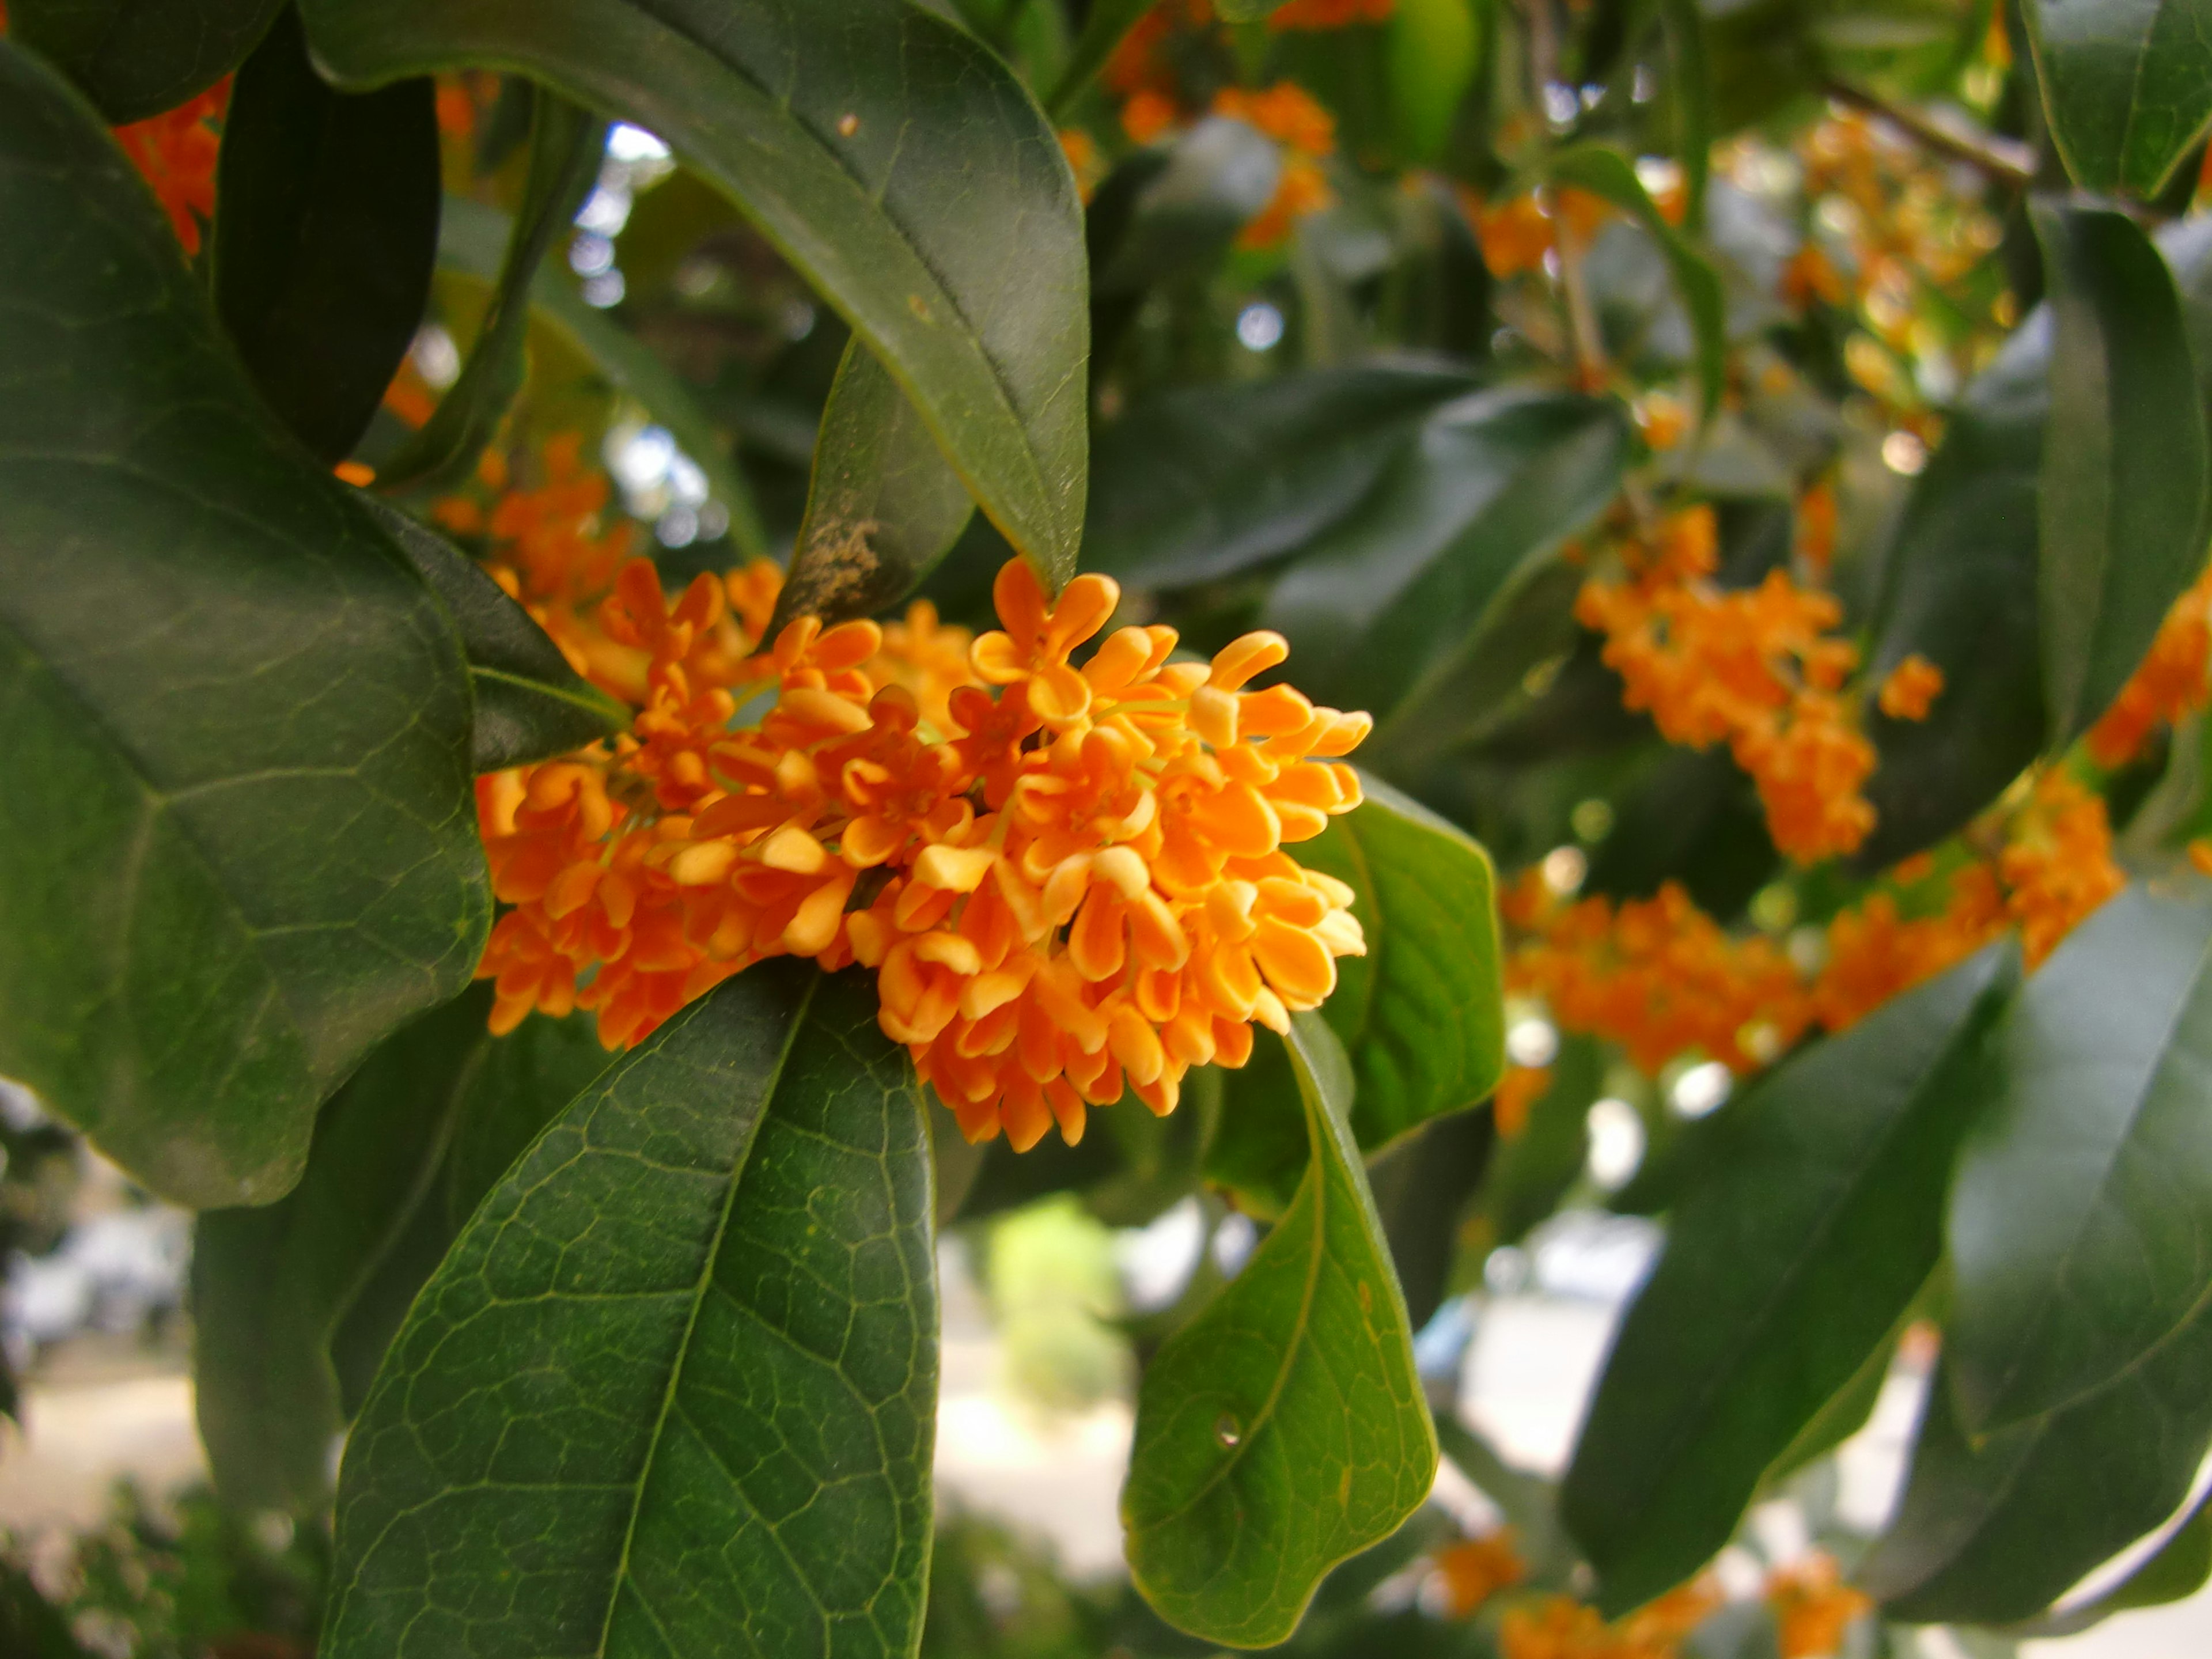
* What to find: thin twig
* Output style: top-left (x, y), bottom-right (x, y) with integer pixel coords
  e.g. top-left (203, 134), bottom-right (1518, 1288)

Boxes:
top-left (1821, 78), bottom-right (2036, 192)
top-left (1519, 1), bottom-right (1608, 388)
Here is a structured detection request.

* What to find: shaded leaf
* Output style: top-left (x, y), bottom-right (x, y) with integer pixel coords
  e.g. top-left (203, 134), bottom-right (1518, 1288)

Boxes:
top-left (1047, 0), bottom-right (1156, 116)
top-left (442, 1007), bottom-right (614, 1230)
top-left (301, 0), bottom-right (1090, 585)
top-left (10, 0), bottom-right (284, 122)
top-left (2034, 202), bottom-right (2210, 743)
top-left (770, 336), bottom-right (975, 632)
top-left (0, 41), bottom-right (488, 1207)
top-left (321, 964), bottom-right (937, 1659)
top-left (1084, 363), bottom-right (1480, 590)
top-left (1368, 1107), bottom-right (1495, 1334)
top-left (1091, 116), bottom-right (1282, 299)
top-left (2015, 1485), bottom-right (2212, 1637)
top-left (1949, 883), bottom-right (2212, 1430)
top-left (377, 90), bottom-right (605, 492)
top-left (213, 8), bottom-right (440, 465)
top-left (1657, 0), bottom-right (1713, 227)
top-left (0, 1558), bottom-right (88, 1659)
top-left (1478, 1033), bottom-right (1603, 1249)
top-left (1563, 945), bottom-right (2015, 1615)
top-left (1124, 1014), bottom-right (1436, 1647)
top-left (192, 985), bottom-right (491, 1513)
top-left (357, 495), bottom-right (628, 770)
top-left (2024, 0), bottom-right (2212, 197)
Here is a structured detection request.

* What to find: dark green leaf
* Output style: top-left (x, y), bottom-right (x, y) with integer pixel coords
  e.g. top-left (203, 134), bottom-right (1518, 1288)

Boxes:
top-left (769, 336), bottom-right (975, 631)
top-left (2035, 202), bottom-right (2211, 742)
top-left (0, 41), bottom-right (488, 1207)
top-left (1478, 1033), bottom-right (1602, 1249)
top-left (1084, 364), bottom-right (1480, 590)
top-left (442, 1007), bottom-right (614, 1230)
top-left (10, 0), bottom-right (284, 122)
top-left (2016, 1486), bottom-right (2212, 1637)
top-left (1949, 883), bottom-right (2212, 1430)
top-left (1047, 0), bottom-right (1164, 115)
top-left (1091, 116), bottom-right (1282, 299)
top-left (301, 0), bottom-right (1090, 586)
top-left (192, 985), bottom-right (491, 1514)
top-left (1263, 389), bottom-right (1631, 732)
top-left (357, 495), bottom-right (629, 770)
top-left (1550, 144), bottom-right (1726, 418)
top-left (1206, 1030), bottom-right (1310, 1219)
top-left (1124, 1014), bottom-right (1437, 1647)
top-left (1384, 0), bottom-right (1483, 165)
top-left (1563, 945), bottom-right (2016, 1615)
top-left (322, 964), bottom-right (936, 1659)
top-left (1658, 0), bottom-right (1713, 228)
top-left (1863, 1304), bottom-right (2212, 1625)
top-left (435, 195), bottom-right (769, 560)
top-left (213, 9), bottom-right (440, 465)
top-left (2024, 0), bottom-right (2212, 196)
top-left (377, 90), bottom-right (604, 493)
top-left (1367, 1108), bottom-right (1495, 1334)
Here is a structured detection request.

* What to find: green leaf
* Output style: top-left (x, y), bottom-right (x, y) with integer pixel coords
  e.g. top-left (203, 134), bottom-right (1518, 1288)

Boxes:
top-left (1862, 1305), bottom-right (2212, 1625)
top-left (442, 1007), bottom-right (613, 1230)
top-left (770, 335), bottom-right (975, 632)
top-left (1366, 1108), bottom-right (1495, 1333)
top-left (300, 0), bottom-right (1090, 588)
top-left (1262, 389), bottom-right (1631, 732)
top-left (10, 0), bottom-right (285, 122)
top-left (2016, 1485), bottom-right (2212, 1637)
top-left (2024, 0), bottom-right (2212, 197)
top-left (1305, 778), bottom-right (1506, 1149)
top-left (0, 41), bottom-right (489, 1207)
top-left (321, 964), bottom-right (937, 1659)
top-left (1550, 143), bottom-right (1726, 419)
top-left (357, 495), bottom-right (628, 771)
top-left (1084, 364), bottom-right (1480, 590)
top-left (1858, 319), bottom-right (2048, 866)
top-left (1562, 944), bottom-right (2016, 1615)
top-left (377, 90), bottom-right (605, 493)
top-left (192, 985), bottom-right (491, 1514)
top-left (435, 195), bottom-right (770, 560)
top-left (1948, 882), bottom-right (2212, 1431)
top-left (2035, 202), bottom-right (2211, 742)
top-left (1385, 0), bottom-right (1482, 165)
top-left (1217, 0), bottom-right (1296, 18)
top-left (1123, 1014), bottom-right (1437, 1647)
top-left (1091, 116), bottom-right (1283, 300)
top-left (1046, 0), bottom-right (1156, 115)
top-left (1478, 1033), bottom-right (1602, 1249)
top-left (212, 9), bottom-right (440, 465)
top-left (1657, 0), bottom-right (1713, 228)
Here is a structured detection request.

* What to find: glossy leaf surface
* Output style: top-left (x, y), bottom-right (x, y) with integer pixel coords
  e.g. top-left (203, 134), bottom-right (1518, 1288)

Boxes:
top-left (2025, 0), bottom-right (2212, 196)
top-left (0, 43), bottom-right (488, 1207)
top-left (193, 986), bottom-right (490, 1513)
top-left (213, 9), bottom-right (440, 464)
top-left (1124, 1016), bottom-right (1435, 1647)
top-left (770, 335), bottom-right (975, 632)
top-left (441, 1007), bottom-right (613, 1230)
top-left (1562, 946), bottom-right (2015, 1613)
top-left (1949, 883), bottom-right (2212, 1430)
top-left (301, 0), bottom-right (1090, 585)
top-left (2035, 202), bottom-right (2210, 742)
top-left (322, 964), bottom-right (937, 1659)
top-left (11, 0), bottom-right (285, 122)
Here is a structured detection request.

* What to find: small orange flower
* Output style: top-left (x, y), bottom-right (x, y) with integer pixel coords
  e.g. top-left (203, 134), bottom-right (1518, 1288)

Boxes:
top-left (1767, 1556), bottom-right (1869, 1659)
top-left (1432, 1528), bottom-right (1525, 1618)
top-left (1059, 128), bottom-right (1106, 203)
top-left (1492, 1064), bottom-right (1552, 1138)
top-left (113, 81), bottom-right (230, 255)
top-left (2001, 770), bottom-right (2124, 968)
top-left (2086, 563), bottom-right (2212, 767)
top-left (1877, 654), bottom-right (1944, 721)
top-left (1122, 89), bottom-right (1181, 144)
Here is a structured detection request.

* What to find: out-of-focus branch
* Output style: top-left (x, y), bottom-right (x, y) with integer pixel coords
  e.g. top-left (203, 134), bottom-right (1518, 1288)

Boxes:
top-left (1821, 78), bottom-right (2037, 192)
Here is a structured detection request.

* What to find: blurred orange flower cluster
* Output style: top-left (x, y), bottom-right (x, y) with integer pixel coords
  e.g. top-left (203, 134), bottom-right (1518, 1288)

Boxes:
top-left (1211, 82), bottom-right (1336, 248)
top-left (1498, 1578), bottom-right (1719, 1659)
top-left (1767, 1556), bottom-right (1872, 1659)
top-left (2087, 562), bottom-right (2212, 767)
top-left (477, 544), bottom-right (1373, 1152)
top-left (113, 80), bottom-right (229, 255)
top-left (1431, 1528), bottom-right (1526, 1618)
top-left (1468, 187), bottom-right (1612, 280)
top-left (1575, 507), bottom-right (1908, 863)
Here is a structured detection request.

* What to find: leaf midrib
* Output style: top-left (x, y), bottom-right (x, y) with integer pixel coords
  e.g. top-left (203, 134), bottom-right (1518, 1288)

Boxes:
top-left (592, 969), bottom-right (821, 1656)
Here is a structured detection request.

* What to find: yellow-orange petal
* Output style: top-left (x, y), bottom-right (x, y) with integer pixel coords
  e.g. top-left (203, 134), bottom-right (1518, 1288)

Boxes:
top-left (1191, 684), bottom-right (1240, 748)
top-left (1093, 844), bottom-right (1150, 900)
top-left (1069, 888), bottom-right (1128, 982)
top-left (1210, 630), bottom-right (1290, 691)
top-left (759, 824), bottom-right (828, 874)
top-left (914, 842), bottom-right (997, 893)
top-left (1107, 1005), bottom-right (1167, 1086)
top-left (782, 869), bottom-right (855, 956)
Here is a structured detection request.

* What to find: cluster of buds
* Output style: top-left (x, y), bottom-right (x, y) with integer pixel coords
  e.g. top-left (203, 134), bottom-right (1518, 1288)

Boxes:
top-left (477, 555), bottom-right (1371, 1152)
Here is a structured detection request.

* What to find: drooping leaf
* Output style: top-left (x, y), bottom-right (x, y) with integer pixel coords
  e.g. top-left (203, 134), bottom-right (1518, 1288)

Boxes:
top-left (1550, 144), bottom-right (1727, 418)
top-left (2034, 202), bottom-right (2211, 743)
top-left (1862, 1304), bottom-right (2212, 1626)
top-left (1384, 0), bottom-right (1483, 165)
top-left (1083, 363), bottom-right (1480, 590)
top-left (300, 0), bottom-right (1091, 586)
top-left (436, 195), bottom-right (769, 560)
top-left (321, 964), bottom-right (937, 1659)
top-left (10, 0), bottom-right (285, 122)
top-left (0, 41), bottom-right (489, 1207)
top-left (1562, 946), bottom-right (2016, 1615)
top-left (769, 335), bottom-right (975, 632)
top-left (1657, 0), bottom-right (1712, 228)
top-left (2017, 1485), bottom-right (2212, 1637)
top-left (1948, 883), bottom-right (2212, 1431)
top-left (192, 985), bottom-right (491, 1514)
top-left (376, 89), bottom-right (605, 493)
top-left (441, 1007), bottom-right (613, 1230)
top-left (212, 8), bottom-right (440, 465)
top-left (1262, 388), bottom-right (1631, 732)
top-left (357, 495), bottom-right (628, 771)
top-left (2023, 0), bottom-right (2212, 198)
top-left (1124, 1014), bottom-right (1437, 1647)
top-left (1047, 0), bottom-right (1168, 116)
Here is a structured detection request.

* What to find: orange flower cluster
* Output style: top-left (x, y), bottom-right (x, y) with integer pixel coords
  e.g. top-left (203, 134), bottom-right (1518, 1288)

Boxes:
top-left (2087, 563), bottom-right (2212, 767)
top-left (1469, 187), bottom-right (1611, 279)
top-left (1499, 1581), bottom-right (1720, 1659)
top-left (113, 81), bottom-right (230, 255)
top-left (1106, 0), bottom-right (1214, 141)
top-left (1877, 653), bottom-right (1944, 721)
top-left (1575, 507), bottom-right (1889, 863)
top-left (2001, 770), bottom-right (2127, 968)
top-left (1268, 0), bottom-right (1394, 27)
top-left (1211, 82), bottom-right (1338, 249)
top-left (1809, 854), bottom-right (2004, 1030)
top-left (478, 554), bottom-right (1372, 1152)
top-left (1431, 1528), bottom-right (1525, 1619)
top-left (1766, 1556), bottom-right (1870, 1659)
